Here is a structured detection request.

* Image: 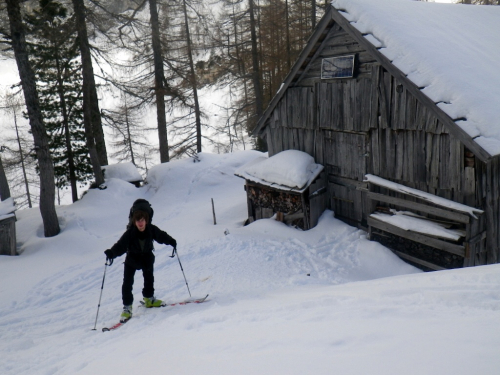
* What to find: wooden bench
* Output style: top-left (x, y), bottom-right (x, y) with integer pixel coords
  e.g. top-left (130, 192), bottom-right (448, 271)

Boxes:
top-left (365, 175), bottom-right (485, 271)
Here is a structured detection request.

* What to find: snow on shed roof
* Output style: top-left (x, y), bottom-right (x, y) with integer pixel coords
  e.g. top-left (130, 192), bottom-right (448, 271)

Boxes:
top-left (331, 0), bottom-right (500, 156)
top-left (101, 162), bottom-right (143, 183)
top-left (235, 150), bottom-right (324, 192)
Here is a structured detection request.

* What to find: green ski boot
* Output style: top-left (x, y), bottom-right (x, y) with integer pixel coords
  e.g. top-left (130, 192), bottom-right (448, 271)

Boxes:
top-left (120, 305), bottom-right (132, 322)
top-left (143, 296), bottom-right (163, 308)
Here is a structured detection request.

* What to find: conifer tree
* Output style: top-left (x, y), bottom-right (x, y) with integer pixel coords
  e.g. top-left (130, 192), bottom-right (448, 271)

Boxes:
top-left (102, 93), bottom-right (154, 171)
top-left (159, 0), bottom-right (212, 158)
top-left (72, 0), bottom-right (106, 184)
top-left (107, 0), bottom-right (212, 160)
top-left (26, 0), bottom-right (92, 202)
top-left (215, 0), bottom-right (326, 149)
top-left (104, 0), bottom-right (174, 162)
top-left (5, 0), bottom-right (60, 236)
top-left (0, 91), bottom-right (35, 208)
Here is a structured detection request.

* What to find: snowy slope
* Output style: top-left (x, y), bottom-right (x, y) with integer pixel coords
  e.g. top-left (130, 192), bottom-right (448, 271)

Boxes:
top-left (1, 151), bottom-right (500, 375)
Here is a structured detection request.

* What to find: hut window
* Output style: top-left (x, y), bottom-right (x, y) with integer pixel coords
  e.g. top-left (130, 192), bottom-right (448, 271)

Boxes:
top-left (321, 55), bottom-right (355, 79)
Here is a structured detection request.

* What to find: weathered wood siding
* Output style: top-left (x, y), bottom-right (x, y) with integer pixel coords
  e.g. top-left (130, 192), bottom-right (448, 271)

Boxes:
top-left (484, 158), bottom-right (500, 264)
top-left (0, 216), bottom-right (17, 256)
top-left (263, 19), bottom-right (500, 267)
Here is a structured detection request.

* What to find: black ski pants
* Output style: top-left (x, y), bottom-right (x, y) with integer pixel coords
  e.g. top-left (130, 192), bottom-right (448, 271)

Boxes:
top-left (122, 263), bottom-right (155, 306)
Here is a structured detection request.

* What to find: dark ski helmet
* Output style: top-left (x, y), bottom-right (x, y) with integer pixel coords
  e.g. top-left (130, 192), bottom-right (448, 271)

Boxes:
top-left (128, 199), bottom-right (154, 227)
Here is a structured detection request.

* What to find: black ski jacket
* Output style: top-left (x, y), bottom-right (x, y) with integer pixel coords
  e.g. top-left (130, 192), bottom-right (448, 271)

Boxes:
top-left (109, 224), bottom-right (176, 270)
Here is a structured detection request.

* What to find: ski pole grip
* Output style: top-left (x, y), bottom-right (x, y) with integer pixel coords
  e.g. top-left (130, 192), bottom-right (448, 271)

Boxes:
top-left (170, 247), bottom-right (176, 258)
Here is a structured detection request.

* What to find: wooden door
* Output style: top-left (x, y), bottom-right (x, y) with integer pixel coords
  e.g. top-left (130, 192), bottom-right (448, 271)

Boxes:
top-left (323, 130), bottom-right (368, 224)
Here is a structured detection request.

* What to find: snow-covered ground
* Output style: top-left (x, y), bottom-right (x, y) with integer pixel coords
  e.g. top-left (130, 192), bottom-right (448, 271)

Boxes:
top-left (1, 151), bottom-right (499, 375)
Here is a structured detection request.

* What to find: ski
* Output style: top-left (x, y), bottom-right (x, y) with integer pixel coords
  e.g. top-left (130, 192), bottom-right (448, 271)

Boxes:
top-left (139, 294), bottom-right (209, 308)
top-left (102, 317), bottom-right (131, 332)
top-left (102, 295), bottom-right (209, 332)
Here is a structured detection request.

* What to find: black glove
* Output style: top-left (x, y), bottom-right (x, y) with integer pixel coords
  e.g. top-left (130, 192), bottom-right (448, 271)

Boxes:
top-left (104, 249), bottom-right (114, 265)
top-left (171, 239), bottom-right (177, 249)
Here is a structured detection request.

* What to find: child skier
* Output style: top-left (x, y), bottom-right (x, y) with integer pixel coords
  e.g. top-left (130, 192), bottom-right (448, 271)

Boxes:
top-left (104, 199), bottom-right (177, 321)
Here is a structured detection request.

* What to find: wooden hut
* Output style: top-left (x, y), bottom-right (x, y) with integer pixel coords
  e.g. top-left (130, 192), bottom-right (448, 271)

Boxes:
top-left (252, 1), bottom-right (500, 271)
top-left (0, 198), bottom-right (17, 256)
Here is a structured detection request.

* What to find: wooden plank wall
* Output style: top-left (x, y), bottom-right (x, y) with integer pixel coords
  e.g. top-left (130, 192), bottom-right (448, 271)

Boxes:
top-left (0, 216), bottom-right (17, 256)
top-left (485, 158), bottom-right (500, 264)
top-left (308, 172), bottom-right (328, 228)
top-left (263, 20), bottom-right (498, 266)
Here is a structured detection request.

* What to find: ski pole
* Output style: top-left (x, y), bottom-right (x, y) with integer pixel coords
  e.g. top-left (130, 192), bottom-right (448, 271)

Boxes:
top-left (170, 247), bottom-right (192, 297)
top-left (92, 261), bottom-right (110, 330)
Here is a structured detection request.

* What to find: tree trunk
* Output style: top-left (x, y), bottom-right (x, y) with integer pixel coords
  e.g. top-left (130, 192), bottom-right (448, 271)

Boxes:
top-left (285, 0), bottom-right (291, 70)
top-left (248, 0), bottom-right (263, 123)
top-left (232, 3), bottom-right (243, 76)
top-left (91, 88), bottom-right (108, 167)
top-left (182, 0), bottom-right (202, 153)
top-left (5, 0), bottom-right (60, 237)
top-left (311, 0), bottom-right (316, 30)
top-left (149, 0), bottom-right (170, 163)
top-left (125, 104), bottom-right (136, 166)
top-left (72, 0), bottom-right (105, 185)
top-left (55, 57), bottom-right (79, 202)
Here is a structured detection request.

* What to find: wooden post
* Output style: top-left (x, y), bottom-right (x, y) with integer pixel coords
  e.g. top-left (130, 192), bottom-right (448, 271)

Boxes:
top-left (211, 198), bottom-right (216, 225)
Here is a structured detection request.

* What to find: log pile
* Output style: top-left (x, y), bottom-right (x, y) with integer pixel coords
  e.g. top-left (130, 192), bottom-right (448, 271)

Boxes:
top-left (248, 186), bottom-right (302, 214)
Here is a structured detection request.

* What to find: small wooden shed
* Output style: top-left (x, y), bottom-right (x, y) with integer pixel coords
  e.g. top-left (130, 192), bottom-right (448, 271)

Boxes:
top-left (0, 198), bottom-right (17, 256)
top-left (253, 2), bottom-right (500, 270)
top-left (235, 151), bottom-right (327, 230)
top-left (101, 162), bottom-right (144, 187)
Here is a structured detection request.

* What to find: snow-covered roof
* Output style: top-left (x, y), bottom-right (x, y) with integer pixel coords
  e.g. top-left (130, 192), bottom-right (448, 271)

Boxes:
top-left (235, 150), bottom-right (324, 192)
top-left (101, 162), bottom-right (143, 183)
top-left (332, 0), bottom-right (500, 156)
top-left (0, 197), bottom-right (16, 221)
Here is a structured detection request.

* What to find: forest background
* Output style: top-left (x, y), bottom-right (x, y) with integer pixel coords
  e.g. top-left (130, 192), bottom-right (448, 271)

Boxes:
top-left (0, 0), bottom-right (496, 237)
